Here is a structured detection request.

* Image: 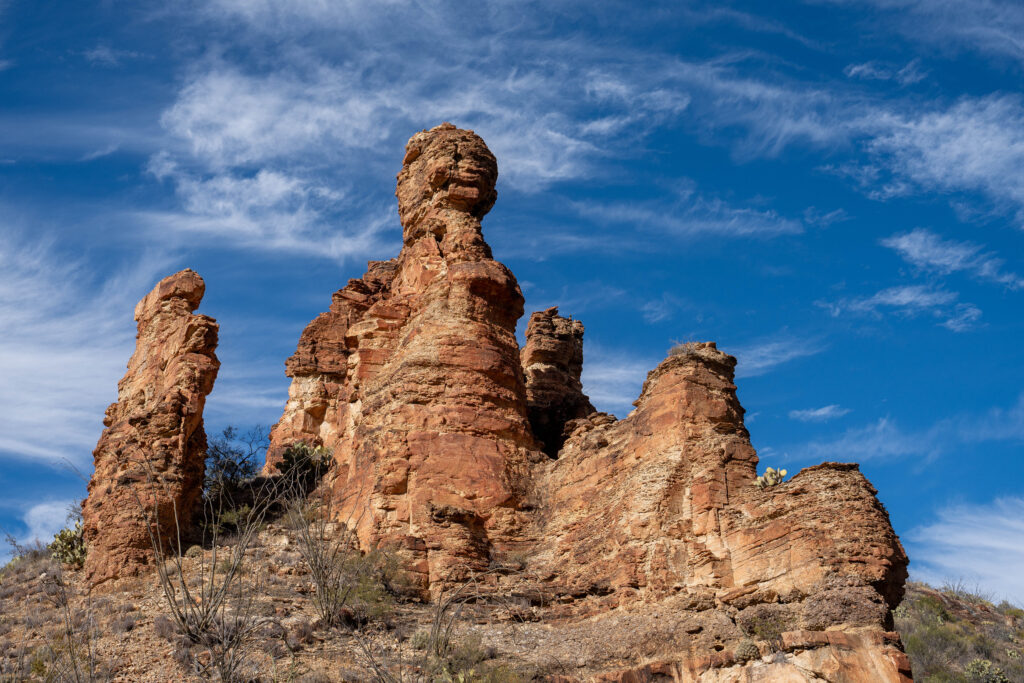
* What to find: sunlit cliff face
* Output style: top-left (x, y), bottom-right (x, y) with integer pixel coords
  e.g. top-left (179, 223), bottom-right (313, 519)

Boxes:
top-left (396, 123), bottom-right (498, 243)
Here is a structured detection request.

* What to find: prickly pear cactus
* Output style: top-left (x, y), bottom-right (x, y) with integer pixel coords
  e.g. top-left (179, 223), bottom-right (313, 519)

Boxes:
top-left (755, 466), bottom-right (788, 489)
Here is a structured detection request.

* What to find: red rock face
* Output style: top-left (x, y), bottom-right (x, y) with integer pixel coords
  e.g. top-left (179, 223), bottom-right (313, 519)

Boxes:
top-left (266, 123), bottom-right (542, 594)
top-left (267, 125), bottom-right (911, 679)
top-left (521, 307), bottom-right (595, 457)
top-left (82, 270), bottom-right (219, 586)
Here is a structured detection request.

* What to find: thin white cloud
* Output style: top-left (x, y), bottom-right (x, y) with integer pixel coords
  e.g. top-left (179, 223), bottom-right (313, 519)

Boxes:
top-left (82, 44), bottom-right (139, 67)
top-left (574, 181), bottom-right (803, 240)
top-left (844, 59), bottom-right (927, 85)
top-left (803, 207), bottom-right (850, 227)
top-left (0, 230), bottom-right (170, 466)
top-left (781, 393), bottom-right (1024, 461)
top-left (821, 284), bottom-right (981, 331)
top-left (640, 293), bottom-right (687, 324)
top-left (909, 497), bottom-right (1024, 605)
top-left (828, 0), bottom-right (1024, 65)
top-left (0, 499), bottom-right (76, 565)
top-left (789, 404), bottom-right (852, 421)
top-left (580, 345), bottom-right (658, 418)
top-left (882, 228), bottom-right (1024, 290)
top-left (729, 336), bottom-right (827, 378)
top-left (864, 95), bottom-right (1024, 215)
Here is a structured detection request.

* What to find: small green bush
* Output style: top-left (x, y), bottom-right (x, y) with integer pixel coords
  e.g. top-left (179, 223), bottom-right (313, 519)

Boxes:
top-left (49, 522), bottom-right (86, 568)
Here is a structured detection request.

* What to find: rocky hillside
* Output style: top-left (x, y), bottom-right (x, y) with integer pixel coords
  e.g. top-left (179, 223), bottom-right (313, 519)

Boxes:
top-left (1, 123), bottom-right (917, 682)
top-left (897, 583), bottom-right (1024, 682)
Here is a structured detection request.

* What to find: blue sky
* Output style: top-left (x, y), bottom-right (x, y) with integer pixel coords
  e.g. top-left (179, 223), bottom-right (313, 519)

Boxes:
top-left (1, 0), bottom-right (1023, 602)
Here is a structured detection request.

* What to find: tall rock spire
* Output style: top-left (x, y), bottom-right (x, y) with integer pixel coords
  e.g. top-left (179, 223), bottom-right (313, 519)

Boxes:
top-left (266, 123), bottom-right (542, 594)
top-left (82, 269), bottom-right (219, 586)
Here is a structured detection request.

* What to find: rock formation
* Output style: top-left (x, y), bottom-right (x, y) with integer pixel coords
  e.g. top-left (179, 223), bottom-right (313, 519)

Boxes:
top-left (82, 269), bottom-right (219, 586)
top-left (520, 307), bottom-right (594, 456)
top-left (521, 343), bottom-right (910, 680)
top-left (266, 123), bottom-right (543, 593)
top-left (267, 124), bottom-right (911, 680)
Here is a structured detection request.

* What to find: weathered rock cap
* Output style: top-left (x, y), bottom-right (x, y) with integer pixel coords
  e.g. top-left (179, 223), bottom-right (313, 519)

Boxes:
top-left (634, 341), bottom-right (738, 408)
top-left (396, 122), bottom-right (499, 240)
top-left (133, 268), bottom-right (206, 321)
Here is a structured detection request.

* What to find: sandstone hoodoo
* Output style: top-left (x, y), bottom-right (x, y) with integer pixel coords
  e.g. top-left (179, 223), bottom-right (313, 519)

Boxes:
top-left (266, 123), bottom-right (543, 594)
top-left (81, 269), bottom-right (220, 586)
top-left (263, 124), bottom-right (912, 680)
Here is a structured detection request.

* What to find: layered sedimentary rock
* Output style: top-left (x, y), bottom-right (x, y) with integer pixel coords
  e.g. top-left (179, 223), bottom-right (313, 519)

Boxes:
top-left (82, 270), bottom-right (219, 586)
top-left (520, 307), bottom-right (594, 456)
top-left (522, 343), bottom-right (910, 680)
top-left (268, 124), bottom-right (911, 679)
top-left (266, 123), bottom-right (543, 593)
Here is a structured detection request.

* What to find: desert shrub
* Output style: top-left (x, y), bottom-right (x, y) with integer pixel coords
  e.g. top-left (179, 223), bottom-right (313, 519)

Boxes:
top-left (279, 441), bottom-right (332, 493)
top-left (153, 614), bottom-right (176, 640)
top-left (965, 658), bottom-right (1010, 683)
top-left (943, 581), bottom-right (994, 608)
top-left (50, 521), bottom-right (86, 568)
top-left (286, 619), bottom-right (314, 651)
top-left (134, 457), bottom-right (276, 682)
top-left (996, 601), bottom-right (1024, 621)
top-left (668, 341), bottom-right (701, 357)
top-left (285, 490), bottom-right (396, 629)
top-left (410, 628), bottom-right (431, 650)
top-left (738, 605), bottom-right (791, 653)
top-left (204, 426), bottom-right (266, 496)
top-left (897, 586), bottom-right (1024, 683)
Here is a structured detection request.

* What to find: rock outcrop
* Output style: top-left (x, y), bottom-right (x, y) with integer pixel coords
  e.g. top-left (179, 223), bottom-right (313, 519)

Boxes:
top-left (266, 124), bottom-right (911, 680)
top-left (520, 343), bottom-right (910, 680)
top-left (521, 307), bottom-right (594, 456)
top-left (82, 270), bottom-right (219, 586)
top-left (266, 123), bottom-right (542, 594)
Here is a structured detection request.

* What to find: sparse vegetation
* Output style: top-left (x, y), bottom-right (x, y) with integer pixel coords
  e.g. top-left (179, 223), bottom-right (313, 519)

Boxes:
top-left (668, 341), bottom-right (701, 357)
top-left (895, 582), bottom-right (1024, 682)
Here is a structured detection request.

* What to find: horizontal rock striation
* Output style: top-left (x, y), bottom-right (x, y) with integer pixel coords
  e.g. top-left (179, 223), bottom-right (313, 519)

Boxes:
top-left (82, 269), bottom-right (219, 586)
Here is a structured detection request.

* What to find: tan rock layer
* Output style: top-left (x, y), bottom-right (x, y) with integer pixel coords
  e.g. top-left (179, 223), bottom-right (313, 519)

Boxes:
top-left (82, 269), bottom-right (219, 586)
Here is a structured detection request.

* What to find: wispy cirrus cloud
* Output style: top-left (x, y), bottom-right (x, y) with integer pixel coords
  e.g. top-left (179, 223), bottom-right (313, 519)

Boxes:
top-left (728, 335), bottom-right (827, 378)
top-left (909, 497), bottom-right (1024, 605)
top-left (573, 180), bottom-right (803, 240)
top-left (82, 44), bottom-right (140, 67)
top-left (789, 404), bottom-right (852, 421)
top-left (882, 228), bottom-right (1024, 290)
top-left (844, 59), bottom-right (927, 85)
top-left (863, 95), bottom-right (1024, 217)
top-left (0, 229), bottom-right (170, 466)
top-left (580, 345), bottom-right (659, 418)
top-left (779, 392), bottom-right (1024, 461)
top-left (826, 0), bottom-right (1024, 65)
top-left (819, 284), bottom-right (982, 331)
